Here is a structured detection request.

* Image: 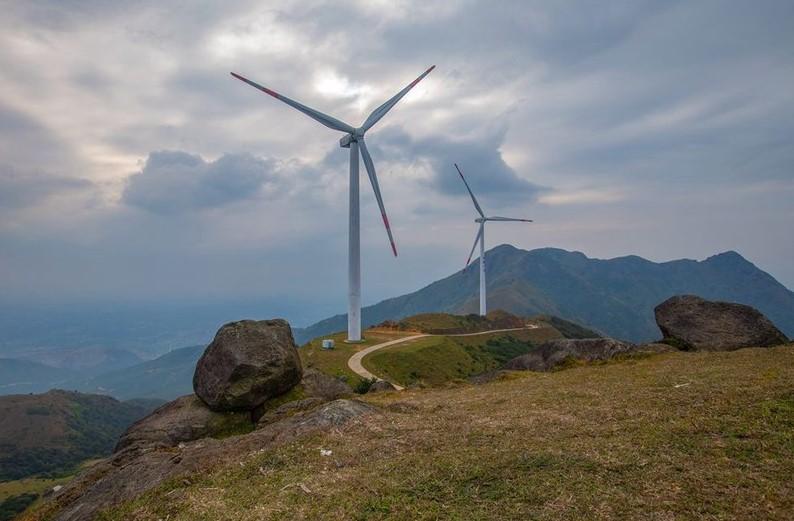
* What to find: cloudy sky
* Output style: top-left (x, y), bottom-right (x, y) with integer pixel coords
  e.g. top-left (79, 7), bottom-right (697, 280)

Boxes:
top-left (1, 0), bottom-right (793, 326)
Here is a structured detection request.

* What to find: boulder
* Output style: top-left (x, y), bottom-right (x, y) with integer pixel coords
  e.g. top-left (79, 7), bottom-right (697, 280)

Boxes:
top-left (654, 295), bottom-right (789, 351)
top-left (114, 395), bottom-right (251, 453)
top-left (504, 338), bottom-right (637, 372)
top-left (193, 319), bottom-right (303, 411)
top-left (368, 380), bottom-right (397, 393)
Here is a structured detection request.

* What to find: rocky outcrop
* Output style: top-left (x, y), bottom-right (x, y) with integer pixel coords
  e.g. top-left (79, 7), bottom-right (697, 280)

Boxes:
top-left (505, 338), bottom-right (638, 372)
top-left (654, 295), bottom-right (789, 351)
top-left (46, 400), bottom-right (376, 521)
top-left (193, 319), bottom-right (303, 411)
top-left (114, 395), bottom-right (251, 453)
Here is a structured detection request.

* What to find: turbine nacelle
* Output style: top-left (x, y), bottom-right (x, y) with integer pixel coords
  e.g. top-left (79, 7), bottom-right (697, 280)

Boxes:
top-left (339, 129), bottom-right (365, 149)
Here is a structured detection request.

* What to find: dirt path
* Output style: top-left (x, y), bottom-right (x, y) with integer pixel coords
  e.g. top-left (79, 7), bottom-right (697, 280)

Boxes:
top-left (347, 325), bottom-right (539, 390)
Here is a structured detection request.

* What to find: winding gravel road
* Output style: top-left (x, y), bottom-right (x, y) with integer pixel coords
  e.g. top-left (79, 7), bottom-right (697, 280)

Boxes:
top-left (347, 326), bottom-right (539, 390)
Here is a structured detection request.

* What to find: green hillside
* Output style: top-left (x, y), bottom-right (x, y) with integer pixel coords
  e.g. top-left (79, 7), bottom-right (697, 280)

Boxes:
top-left (364, 330), bottom-right (559, 387)
top-left (0, 390), bottom-right (160, 481)
top-left (294, 246), bottom-right (794, 343)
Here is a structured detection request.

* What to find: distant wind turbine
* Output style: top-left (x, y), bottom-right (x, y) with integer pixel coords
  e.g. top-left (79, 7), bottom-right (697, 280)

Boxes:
top-left (455, 163), bottom-right (533, 316)
top-left (231, 66), bottom-right (435, 341)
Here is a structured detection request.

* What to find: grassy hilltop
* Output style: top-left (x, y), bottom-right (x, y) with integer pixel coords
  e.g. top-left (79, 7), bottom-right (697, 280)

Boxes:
top-left (39, 344), bottom-right (794, 521)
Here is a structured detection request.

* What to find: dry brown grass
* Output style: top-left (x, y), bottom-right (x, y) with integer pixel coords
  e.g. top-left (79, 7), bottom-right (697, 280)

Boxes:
top-left (69, 346), bottom-right (794, 520)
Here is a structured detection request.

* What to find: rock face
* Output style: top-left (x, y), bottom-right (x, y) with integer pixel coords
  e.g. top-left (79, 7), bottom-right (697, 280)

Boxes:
top-left (505, 338), bottom-right (637, 372)
top-left (654, 295), bottom-right (789, 351)
top-left (193, 319), bottom-right (303, 411)
top-left (114, 395), bottom-right (251, 453)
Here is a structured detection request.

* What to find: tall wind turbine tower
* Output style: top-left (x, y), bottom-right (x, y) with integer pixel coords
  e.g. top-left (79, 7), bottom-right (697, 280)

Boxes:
top-left (231, 66), bottom-right (435, 341)
top-left (455, 163), bottom-right (533, 316)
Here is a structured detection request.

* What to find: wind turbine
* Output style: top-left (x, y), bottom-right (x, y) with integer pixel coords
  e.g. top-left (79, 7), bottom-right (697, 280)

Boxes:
top-left (455, 163), bottom-right (533, 316)
top-left (231, 66), bottom-right (435, 342)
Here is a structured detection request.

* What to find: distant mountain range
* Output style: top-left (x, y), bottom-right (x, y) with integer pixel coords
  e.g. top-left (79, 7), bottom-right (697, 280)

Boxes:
top-left (0, 390), bottom-right (161, 480)
top-left (73, 345), bottom-right (203, 400)
top-left (295, 245), bottom-right (794, 343)
top-left (0, 346), bottom-right (203, 400)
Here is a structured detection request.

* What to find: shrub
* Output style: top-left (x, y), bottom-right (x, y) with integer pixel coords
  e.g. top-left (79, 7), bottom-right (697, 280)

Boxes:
top-left (354, 377), bottom-right (378, 394)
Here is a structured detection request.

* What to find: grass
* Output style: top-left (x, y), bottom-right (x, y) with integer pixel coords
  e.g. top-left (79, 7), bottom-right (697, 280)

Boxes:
top-left (0, 477), bottom-right (65, 502)
top-left (362, 327), bottom-right (562, 387)
top-left (298, 329), bottom-right (415, 387)
top-left (58, 344), bottom-right (794, 520)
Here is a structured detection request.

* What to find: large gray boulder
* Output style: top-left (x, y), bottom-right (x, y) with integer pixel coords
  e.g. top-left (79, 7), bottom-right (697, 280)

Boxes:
top-left (505, 338), bottom-right (637, 372)
top-left (193, 319), bottom-right (303, 411)
top-left (114, 395), bottom-right (251, 453)
top-left (654, 295), bottom-right (789, 351)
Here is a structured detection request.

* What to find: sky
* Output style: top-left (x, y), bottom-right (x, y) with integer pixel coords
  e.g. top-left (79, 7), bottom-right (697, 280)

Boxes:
top-left (1, 0), bottom-right (793, 328)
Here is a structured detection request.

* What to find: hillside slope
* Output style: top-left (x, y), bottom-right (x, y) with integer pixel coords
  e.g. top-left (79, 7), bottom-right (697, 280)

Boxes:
top-left (295, 246), bottom-right (794, 343)
top-left (27, 345), bottom-right (794, 521)
top-left (0, 390), bottom-right (160, 480)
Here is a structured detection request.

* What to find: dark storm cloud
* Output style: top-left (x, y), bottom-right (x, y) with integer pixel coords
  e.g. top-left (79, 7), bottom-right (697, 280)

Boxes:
top-left (122, 151), bottom-right (279, 213)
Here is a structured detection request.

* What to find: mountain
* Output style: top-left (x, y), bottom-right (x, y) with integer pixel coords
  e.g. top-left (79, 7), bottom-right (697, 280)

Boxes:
top-left (0, 359), bottom-right (79, 395)
top-left (73, 345), bottom-right (204, 401)
top-left (11, 346), bottom-right (143, 373)
top-left (0, 390), bottom-right (161, 481)
top-left (295, 246), bottom-right (794, 343)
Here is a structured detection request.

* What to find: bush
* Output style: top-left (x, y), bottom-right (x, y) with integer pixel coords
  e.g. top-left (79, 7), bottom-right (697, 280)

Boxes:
top-left (354, 377), bottom-right (378, 394)
top-left (0, 492), bottom-right (39, 521)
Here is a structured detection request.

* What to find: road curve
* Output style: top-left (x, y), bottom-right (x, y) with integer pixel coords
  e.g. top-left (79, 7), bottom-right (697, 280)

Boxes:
top-left (347, 326), bottom-right (539, 390)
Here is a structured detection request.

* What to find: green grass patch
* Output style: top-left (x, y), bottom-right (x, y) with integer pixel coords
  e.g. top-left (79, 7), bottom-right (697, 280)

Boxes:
top-left (299, 329), bottom-right (414, 387)
top-left (363, 332), bottom-right (552, 387)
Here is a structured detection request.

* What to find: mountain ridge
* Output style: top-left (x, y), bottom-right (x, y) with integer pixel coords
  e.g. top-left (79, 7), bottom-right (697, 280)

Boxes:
top-left (294, 245), bottom-right (794, 343)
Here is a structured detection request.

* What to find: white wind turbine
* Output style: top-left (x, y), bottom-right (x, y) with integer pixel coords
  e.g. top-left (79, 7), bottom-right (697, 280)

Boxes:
top-left (455, 163), bottom-right (533, 316)
top-left (231, 66), bottom-right (435, 341)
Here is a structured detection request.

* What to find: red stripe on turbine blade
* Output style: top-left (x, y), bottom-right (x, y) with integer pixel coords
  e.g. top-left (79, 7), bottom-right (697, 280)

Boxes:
top-left (382, 213), bottom-right (398, 256)
top-left (230, 72), bottom-right (279, 99)
top-left (408, 65), bottom-right (436, 88)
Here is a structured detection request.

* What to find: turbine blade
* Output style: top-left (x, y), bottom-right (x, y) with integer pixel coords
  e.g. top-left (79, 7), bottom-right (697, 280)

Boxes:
top-left (359, 138), bottom-right (397, 256)
top-left (486, 216), bottom-right (533, 222)
top-left (454, 163), bottom-right (485, 217)
top-left (230, 72), bottom-right (355, 134)
top-left (360, 65), bottom-right (435, 132)
top-left (466, 225), bottom-right (484, 267)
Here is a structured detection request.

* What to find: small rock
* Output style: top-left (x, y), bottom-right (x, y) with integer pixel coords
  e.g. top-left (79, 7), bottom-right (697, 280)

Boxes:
top-left (301, 369), bottom-right (353, 400)
top-left (368, 380), bottom-right (397, 393)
